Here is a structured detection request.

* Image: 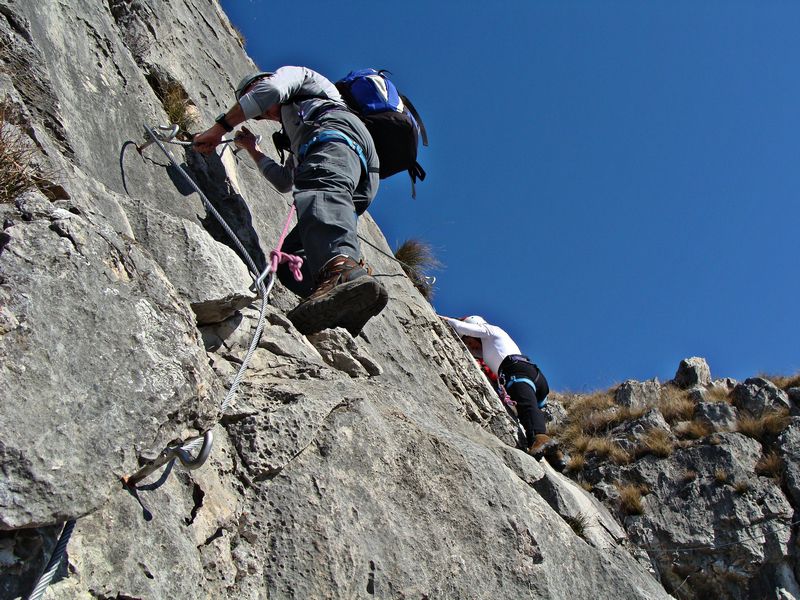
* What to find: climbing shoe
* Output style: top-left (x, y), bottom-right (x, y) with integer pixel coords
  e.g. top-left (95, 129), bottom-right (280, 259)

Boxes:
top-left (528, 434), bottom-right (566, 472)
top-left (287, 255), bottom-right (388, 336)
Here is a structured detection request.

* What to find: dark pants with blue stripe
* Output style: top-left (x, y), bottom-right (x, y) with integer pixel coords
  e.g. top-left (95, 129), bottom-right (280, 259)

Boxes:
top-left (499, 356), bottom-right (549, 447)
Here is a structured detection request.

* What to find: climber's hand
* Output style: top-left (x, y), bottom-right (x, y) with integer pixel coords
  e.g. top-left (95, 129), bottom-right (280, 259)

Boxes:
top-left (193, 126), bottom-right (224, 154)
top-left (234, 126), bottom-right (259, 152)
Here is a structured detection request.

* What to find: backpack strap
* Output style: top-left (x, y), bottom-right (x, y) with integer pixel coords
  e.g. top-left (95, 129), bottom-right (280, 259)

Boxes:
top-left (408, 162), bottom-right (426, 199)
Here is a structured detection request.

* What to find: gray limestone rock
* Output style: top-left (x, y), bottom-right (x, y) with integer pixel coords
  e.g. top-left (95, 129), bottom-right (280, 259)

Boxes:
top-left (674, 356), bottom-right (712, 389)
top-left (616, 378), bottom-right (662, 409)
top-left (307, 328), bottom-right (383, 378)
top-left (621, 433), bottom-right (796, 600)
top-left (0, 0), bottom-right (773, 599)
top-left (132, 206), bottom-right (255, 324)
top-left (731, 377), bottom-right (791, 417)
top-left (695, 401), bottom-right (739, 431)
top-left (777, 419), bottom-right (800, 506)
top-left (0, 193), bottom-right (220, 528)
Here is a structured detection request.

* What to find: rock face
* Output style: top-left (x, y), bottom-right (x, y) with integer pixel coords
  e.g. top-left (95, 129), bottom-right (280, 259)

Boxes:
top-left (0, 1), bottom-right (672, 599)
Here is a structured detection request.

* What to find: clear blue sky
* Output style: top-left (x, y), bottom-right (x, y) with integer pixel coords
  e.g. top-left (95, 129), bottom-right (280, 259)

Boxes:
top-left (220, 0), bottom-right (800, 391)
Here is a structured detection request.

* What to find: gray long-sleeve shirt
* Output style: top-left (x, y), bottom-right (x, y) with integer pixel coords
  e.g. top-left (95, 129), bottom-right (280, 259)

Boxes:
top-left (238, 65), bottom-right (379, 203)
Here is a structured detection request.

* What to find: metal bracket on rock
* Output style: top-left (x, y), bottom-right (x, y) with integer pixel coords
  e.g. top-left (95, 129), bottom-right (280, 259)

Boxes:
top-left (136, 123), bottom-right (260, 156)
top-left (122, 430), bottom-right (213, 488)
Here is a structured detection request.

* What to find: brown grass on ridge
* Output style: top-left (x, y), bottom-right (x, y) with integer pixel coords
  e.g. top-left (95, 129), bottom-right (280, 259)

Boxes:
top-left (760, 372), bottom-right (800, 391)
top-left (162, 84), bottom-right (198, 132)
top-left (755, 451), bottom-right (783, 480)
top-left (617, 483), bottom-right (646, 516)
top-left (737, 409), bottom-right (791, 441)
top-left (714, 468), bottom-right (729, 484)
top-left (674, 419), bottom-right (713, 439)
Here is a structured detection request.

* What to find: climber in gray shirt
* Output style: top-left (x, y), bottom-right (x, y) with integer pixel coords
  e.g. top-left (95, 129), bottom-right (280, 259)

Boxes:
top-left (194, 66), bottom-right (386, 337)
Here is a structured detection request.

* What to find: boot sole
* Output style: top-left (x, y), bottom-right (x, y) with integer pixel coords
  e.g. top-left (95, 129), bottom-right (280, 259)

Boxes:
top-left (288, 276), bottom-right (388, 336)
top-left (338, 284), bottom-right (389, 336)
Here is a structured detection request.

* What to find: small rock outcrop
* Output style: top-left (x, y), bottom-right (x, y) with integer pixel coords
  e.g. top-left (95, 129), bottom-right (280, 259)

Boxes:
top-left (674, 356), bottom-right (712, 389)
top-left (553, 359), bottom-right (800, 600)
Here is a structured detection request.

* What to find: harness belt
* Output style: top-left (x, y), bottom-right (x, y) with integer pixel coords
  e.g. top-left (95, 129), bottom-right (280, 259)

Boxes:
top-left (298, 129), bottom-right (377, 174)
top-left (504, 376), bottom-right (548, 409)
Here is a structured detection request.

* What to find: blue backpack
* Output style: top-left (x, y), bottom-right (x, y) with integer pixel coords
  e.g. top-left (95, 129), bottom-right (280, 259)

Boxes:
top-left (336, 69), bottom-right (428, 196)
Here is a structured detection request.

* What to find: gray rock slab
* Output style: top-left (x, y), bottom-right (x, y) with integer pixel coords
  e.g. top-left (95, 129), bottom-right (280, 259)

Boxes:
top-left (0, 198), bottom-right (220, 527)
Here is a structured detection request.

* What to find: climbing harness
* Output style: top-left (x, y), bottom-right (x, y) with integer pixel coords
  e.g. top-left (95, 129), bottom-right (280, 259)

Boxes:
top-left (123, 124), bottom-right (300, 486)
top-left (503, 375), bottom-right (548, 409)
top-left (297, 129), bottom-right (371, 173)
top-left (496, 373), bottom-right (517, 409)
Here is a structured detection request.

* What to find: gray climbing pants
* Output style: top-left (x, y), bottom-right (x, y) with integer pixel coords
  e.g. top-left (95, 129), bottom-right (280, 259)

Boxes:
top-left (277, 140), bottom-right (378, 298)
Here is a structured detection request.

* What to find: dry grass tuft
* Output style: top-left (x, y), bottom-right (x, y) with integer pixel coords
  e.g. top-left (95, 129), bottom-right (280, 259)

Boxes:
top-left (566, 453), bottom-right (586, 473)
top-left (162, 83), bottom-right (198, 132)
top-left (734, 481), bottom-right (750, 494)
top-left (635, 429), bottom-right (674, 458)
top-left (755, 451), bottom-right (783, 480)
top-left (705, 386), bottom-right (733, 403)
top-left (617, 483), bottom-right (646, 516)
top-left (580, 436), bottom-right (631, 465)
top-left (674, 419), bottom-right (713, 440)
top-left (681, 469), bottom-right (697, 483)
top-left (556, 389), bottom-right (649, 465)
top-left (737, 409), bottom-right (791, 441)
top-left (0, 107), bottom-right (39, 204)
top-left (658, 386), bottom-right (696, 424)
top-left (394, 238), bottom-right (442, 300)
top-left (564, 512), bottom-right (591, 539)
top-left (232, 25), bottom-right (246, 47)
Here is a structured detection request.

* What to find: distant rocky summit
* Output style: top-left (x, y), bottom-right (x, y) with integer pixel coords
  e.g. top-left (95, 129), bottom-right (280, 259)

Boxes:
top-left (0, 1), bottom-right (797, 599)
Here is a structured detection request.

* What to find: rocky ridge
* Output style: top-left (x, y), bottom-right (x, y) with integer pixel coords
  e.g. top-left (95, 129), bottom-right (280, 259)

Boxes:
top-left (0, 1), bottom-right (792, 599)
top-left (548, 357), bottom-right (800, 600)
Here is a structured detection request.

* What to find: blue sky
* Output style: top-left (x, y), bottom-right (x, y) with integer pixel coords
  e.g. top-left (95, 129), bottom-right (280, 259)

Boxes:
top-left (220, 0), bottom-right (800, 391)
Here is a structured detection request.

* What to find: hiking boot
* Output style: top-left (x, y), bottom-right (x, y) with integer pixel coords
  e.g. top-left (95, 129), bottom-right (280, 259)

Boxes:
top-left (287, 255), bottom-right (388, 336)
top-left (528, 434), bottom-right (557, 457)
top-left (528, 434), bottom-right (566, 472)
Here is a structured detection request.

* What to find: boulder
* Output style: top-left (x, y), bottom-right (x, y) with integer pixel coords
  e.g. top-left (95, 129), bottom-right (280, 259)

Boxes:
top-left (674, 357), bottom-right (712, 389)
top-left (731, 378), bottom-right (791, 417)
top-left (616, 378), bottom-right (661, 409)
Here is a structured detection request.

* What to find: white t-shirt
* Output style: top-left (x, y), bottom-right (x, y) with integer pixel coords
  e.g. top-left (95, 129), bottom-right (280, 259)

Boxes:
top-left (441, 317), bottom-right (521, 374)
